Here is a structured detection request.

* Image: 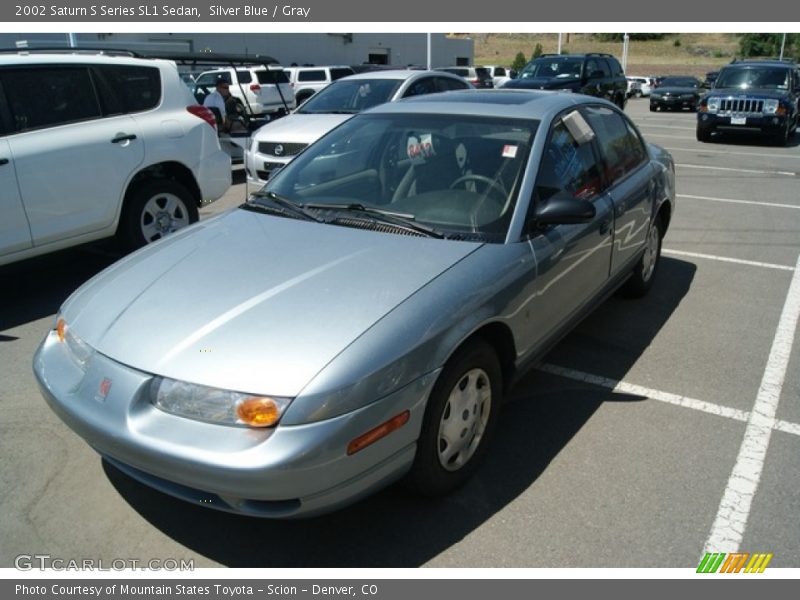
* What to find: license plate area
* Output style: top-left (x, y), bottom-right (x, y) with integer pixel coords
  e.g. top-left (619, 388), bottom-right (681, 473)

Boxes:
top-left (731, 116), bottom-right (747, 125)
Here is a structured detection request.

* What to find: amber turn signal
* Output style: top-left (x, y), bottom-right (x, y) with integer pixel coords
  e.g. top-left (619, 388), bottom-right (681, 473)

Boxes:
top-left (236, 397), bottom-right (280, 427)
top-left (347, 411), bottom-right (410, 455)
top-left (56, 318), bottom-right (67, 342)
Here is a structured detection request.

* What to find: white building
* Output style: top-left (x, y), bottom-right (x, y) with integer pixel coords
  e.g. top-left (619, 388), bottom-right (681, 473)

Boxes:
top-left (1, 33), bottom-right (474, 69)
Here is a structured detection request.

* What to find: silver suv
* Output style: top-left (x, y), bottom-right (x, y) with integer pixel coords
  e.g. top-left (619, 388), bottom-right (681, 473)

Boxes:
top-left (0, 50), bottom-right (231, 265)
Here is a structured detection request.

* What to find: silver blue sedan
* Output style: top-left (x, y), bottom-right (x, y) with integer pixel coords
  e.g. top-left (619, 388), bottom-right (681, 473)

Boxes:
top-left (34, 90), bottom-right (675, 518)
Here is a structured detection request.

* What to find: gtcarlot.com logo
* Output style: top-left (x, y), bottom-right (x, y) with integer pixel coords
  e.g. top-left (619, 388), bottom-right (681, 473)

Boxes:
top-left (697, 552), bottom-right (773, 573)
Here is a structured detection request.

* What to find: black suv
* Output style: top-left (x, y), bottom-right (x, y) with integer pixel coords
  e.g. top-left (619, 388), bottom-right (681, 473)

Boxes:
top-left (697, 59), bottom-right (800, 145)
top-left (502, 53), bottom-right (627, 109)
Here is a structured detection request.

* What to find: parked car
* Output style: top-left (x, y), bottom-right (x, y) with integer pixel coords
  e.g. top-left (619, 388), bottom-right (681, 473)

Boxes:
top-left (435, 66), bottom-right (494, 88)
top-left (649, 76), bottom-right (703, 112)
top-left (502, 53), bottom-right (628, 109)
top-left (36, 89), bottom-right (674, 518)
top-left (0, 50), bottom-right (231, 266)
top-left (627, 76), bottom-right (655, 97)
top-left (480, 65), bottom-right (513, 87)
top-left (697, 59), bottom-right (800, 145)
top-left (244, 69), bottom-right (470, 185)
top-left (284, 65), bottom-right (356, 104)
top-left (193, 65), bottom-right (296, 118)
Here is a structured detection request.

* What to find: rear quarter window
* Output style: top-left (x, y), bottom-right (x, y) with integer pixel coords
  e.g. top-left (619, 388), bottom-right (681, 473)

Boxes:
top-left (330, 68), bottom-right (355, 81)
top-left (582, 105), bottom-right (647, 185)
top-left (95, 65), bottom-right (161, 113)
top-left (298, 70), bottom-right (326, 82)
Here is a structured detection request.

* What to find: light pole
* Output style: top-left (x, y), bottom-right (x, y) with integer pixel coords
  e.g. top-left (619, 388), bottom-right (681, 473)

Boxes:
top-left (779, 33), bottom-right (786, 60)
top-left (622, 33), bottom-right (630, 71)
top-left (558, 33), bottom-right (562, 55)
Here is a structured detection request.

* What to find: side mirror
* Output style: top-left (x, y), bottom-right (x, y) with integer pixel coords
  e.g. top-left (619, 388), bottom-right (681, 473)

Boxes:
top-left (533, 192), bottom-right (596, 227)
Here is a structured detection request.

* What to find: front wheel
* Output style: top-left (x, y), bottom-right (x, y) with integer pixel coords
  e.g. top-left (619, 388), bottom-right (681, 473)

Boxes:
top-left (696, 125), bottom-right (712, 142)
top-left (407, 340), bottom-right (502, 496)
top-left (118, 179), bottom-right (198, 251)
top-left (621, 214), bottom-right (663, 298)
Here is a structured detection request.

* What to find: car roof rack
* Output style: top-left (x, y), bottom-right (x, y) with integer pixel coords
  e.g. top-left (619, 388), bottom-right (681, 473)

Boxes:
top-left (0, 46), bottom-right (137, 57)
top-left (729, 57), bottom-right (797, 65)
top-left (0, 47), bottom-right (280, 66)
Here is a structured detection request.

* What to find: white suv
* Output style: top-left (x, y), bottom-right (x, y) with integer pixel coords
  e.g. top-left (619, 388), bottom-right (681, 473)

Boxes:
top-left (284, 65), bottom-right (356, 104)
top-left (0, 50), bottom-right (231, 266)
top-left (193, 66), bottom-right (296, 117)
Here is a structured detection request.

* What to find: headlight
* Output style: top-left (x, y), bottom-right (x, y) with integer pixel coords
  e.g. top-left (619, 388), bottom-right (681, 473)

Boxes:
top-left (763, 99), bottom-right (780, 114)
top-left (149, 377), bottom-right (291, 428)
top-left (55, 316), bottom-right (94, 369)
top-left (706, 97), bottom-right (720, 113)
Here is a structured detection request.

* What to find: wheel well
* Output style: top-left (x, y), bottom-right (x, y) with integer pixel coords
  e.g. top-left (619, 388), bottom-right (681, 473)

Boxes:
top-left (459, 323), bottom-right (517, 394)
top-left (126, 162), bottom-right (202, 207)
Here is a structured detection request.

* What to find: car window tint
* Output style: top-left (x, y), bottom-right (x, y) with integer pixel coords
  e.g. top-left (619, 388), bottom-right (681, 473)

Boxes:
top-left (195, 73), bottom-right (221, 86)
top-left (330, 68), bottom-right (355, 80)
top-left (403, 77), bottom-right (437, 97)
top-left (495, 67), bottom-right (506, 77)
top-left (235, 70), bottom-right (252, 84)
top-left (435, 76), bottom-right (469, 92)
top-left (95, 65), bottom-right (161, 113)
top-left (607, 57), bottom-right (624, 76)
top-left (298, 70), bottom-right (326, 82)
top-left (256, 70), bottom-right (290, 84)
top-left (2, 67), bottom-right (101, 132)
top-left (534, 117), bottom-right (602, 205)
top-left (582, 106), bottom-right (646, 184)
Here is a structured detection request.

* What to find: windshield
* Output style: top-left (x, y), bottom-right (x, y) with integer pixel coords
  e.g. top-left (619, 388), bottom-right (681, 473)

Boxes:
top-left (297, 79), bottom-right (404, 114)
top-left (660, 77), bottom-right (700, 88)
top-left (520, 58), bottom-right (583, 80)
top-left (715, 67), bottom-right (790, 90)
top-left (259, 113), bottom-right (539, 241)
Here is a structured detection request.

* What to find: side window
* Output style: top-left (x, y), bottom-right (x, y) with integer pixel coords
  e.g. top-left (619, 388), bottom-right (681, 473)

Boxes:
top-left (607, 57), bottom-right (623, 77)
top-left (235, 70), bottom-right (252, 84)
top-left (403, 77), bottom-right (437, 98)
top-left (585, 59), bottom-right (601, 77)
top-left (196, 72), bottom-right (228, 86)
top-left (598, 59), bottom-right (612, 77)
top-left (436, 76), bottom-right (469, 92)
top-left (1, 67), bottom-right (101, 132)
top-left (95, 65), bottom-right (161, 113)
top-left (582, 105), bottom-right (647, 185)
top-left (533, 115), bottom-right (602, 209)
top-left (298, 70), bottom-right (326, 82)
top-left (0, 79), bottom-right (11, 135)
top-left (495, 67), bottom-right (506, 77)
top-left (330, 68), bottom-right (354, 81)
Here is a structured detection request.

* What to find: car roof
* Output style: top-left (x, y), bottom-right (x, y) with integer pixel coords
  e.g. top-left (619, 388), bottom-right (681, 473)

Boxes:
top-left (725, 60), bottom-right (794, 69)
top-left (365, 89), bottom-right (595, 119)
top-left (340, 69), bottom-right (458, 82)
top-left (0, 52), bottom-right (173, 68)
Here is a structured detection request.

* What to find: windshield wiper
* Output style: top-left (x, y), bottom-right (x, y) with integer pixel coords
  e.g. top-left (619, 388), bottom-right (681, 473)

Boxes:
top-left (303, 203), bottom-right (445, 239)
top-left (245, 191), bottom-right (323, 223)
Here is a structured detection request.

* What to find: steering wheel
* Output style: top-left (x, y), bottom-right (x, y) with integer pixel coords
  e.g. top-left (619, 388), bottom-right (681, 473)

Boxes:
top-left (449, 174), bottom-right (507, 202)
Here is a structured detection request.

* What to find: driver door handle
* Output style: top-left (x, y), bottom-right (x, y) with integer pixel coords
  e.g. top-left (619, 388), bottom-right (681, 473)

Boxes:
top-left (0, 158), bottom-right (8, 166)
top-left (111, 134), bottom-right (137, 144)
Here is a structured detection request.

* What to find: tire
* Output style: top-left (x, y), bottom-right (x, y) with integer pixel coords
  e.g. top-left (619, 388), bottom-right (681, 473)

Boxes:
top-left (649, 105), bottom-right (656, 112)
top-left (696, 125), bottom-right (712, 142)
top-left (118, 179), bottom-right (198, 251)
top-left (407, 340), bottom-right (502, 496)
top-left (621, 214), bottom-right (664, 298)
top-left (295, 91), bottom-right (314, 104)
top-left (771, 122), bottom-right (790, 146)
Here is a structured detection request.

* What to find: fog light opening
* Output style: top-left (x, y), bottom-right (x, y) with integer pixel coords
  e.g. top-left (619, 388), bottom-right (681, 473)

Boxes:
top-left (347, 411), bottom-right (410, 455)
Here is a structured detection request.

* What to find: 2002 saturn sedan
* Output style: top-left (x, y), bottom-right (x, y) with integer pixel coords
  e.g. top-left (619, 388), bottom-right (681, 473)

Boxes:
top-left (35, 90), bottom-right (675, 518)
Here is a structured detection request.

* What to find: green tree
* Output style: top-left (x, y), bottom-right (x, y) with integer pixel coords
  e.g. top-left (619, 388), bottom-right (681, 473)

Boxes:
top-left (739, 33), bottom-right (799, 58)
top-left (531, 43), bottom-right (544, 60)
top-left (511, 51), bottom-right (527, 72)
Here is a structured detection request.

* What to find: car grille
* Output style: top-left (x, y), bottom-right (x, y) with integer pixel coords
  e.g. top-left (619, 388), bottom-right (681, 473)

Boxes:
top-left (719, 97), bottom-right (764, 115)
top-left (257, 142), bottom-right (307, 156)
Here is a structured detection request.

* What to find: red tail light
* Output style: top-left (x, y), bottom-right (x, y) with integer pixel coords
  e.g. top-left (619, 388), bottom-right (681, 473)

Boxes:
top-left (186, 105), bottom-right (217, 129)
top-left (250, 84), bottom-right (261, 92)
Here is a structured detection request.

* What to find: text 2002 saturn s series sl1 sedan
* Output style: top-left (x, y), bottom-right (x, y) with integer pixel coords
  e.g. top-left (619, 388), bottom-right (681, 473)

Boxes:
top-left (35, 90), bottom-right (674, 518)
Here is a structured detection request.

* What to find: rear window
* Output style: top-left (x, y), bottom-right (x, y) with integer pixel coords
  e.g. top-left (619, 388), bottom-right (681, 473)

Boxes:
top-left (298, 70), bottom-right (326, 82)
top-left (95, 65), bottom-right (161, 112)
top-left (441, 68), bottom-right (469, 77)
top-left (475, 68), bottom-right (491, 79)
top-left (256, 69), bottom-right (290, 84)
top-left (330, 68), bottom-right (355, 81)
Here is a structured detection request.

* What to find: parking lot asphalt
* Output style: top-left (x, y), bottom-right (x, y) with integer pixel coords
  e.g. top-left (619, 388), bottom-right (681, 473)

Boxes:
top-left (1, 98), bottom-right (799, 569)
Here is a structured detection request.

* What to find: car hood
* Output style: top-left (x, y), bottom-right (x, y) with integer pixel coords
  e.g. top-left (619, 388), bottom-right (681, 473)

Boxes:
top-left (653, 86), bottom-right (700, 94)
top-left (252, 113), bottom-right (353, 144)
top-left (63, 209), bottom-right (480, 397)
top-left (709, 87), bottom-right (790, 99)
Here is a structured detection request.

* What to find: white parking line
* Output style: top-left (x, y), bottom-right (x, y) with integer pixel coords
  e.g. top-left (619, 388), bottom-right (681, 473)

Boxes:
top-left (536, 363), bottom-right (800, 437)
top-left (662, 249), bottom-right (796, 272)
top-left (645, 133), bottom-right (698, 140)
top-left (638, 124), bottom-right (696, 131)
top-left (678, 193), bottom-right (800, 211)
top-left (705, 251), bottom-right (800, 554)
top-left (666, 146), bottom-right (800, 160)
top-left (677, 164), bottom-right (797, 176)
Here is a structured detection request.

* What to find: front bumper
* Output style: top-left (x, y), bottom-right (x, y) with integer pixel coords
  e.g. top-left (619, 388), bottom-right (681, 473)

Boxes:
top-left (697, 112), bottom-right (789, 134)
top-left (34, 331), bottom-right (435, 518)
top-left (243, 149), bottom-right (293, 186)
top-left (650, 96), bottom-right (697, 110)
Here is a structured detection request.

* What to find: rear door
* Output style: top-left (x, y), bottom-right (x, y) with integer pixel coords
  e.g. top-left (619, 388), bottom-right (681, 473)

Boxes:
top-left (1, 64), bottom-right (145, 247)
top-left (581, 104), bottom-right (653, 276)
top-left (0, 83), bottom-right (32, 258)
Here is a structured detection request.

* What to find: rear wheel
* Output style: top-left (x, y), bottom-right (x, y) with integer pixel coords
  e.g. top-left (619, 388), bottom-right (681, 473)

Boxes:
top-left (118, 179), bottom-right (198, 251)
top-left (408, 340), bottom-right (502, 496)
top-left (621, 214), bottom-right (664, 298)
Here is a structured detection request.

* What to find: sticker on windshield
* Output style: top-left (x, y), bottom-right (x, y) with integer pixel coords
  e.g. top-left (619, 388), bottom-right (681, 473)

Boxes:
top-left (407, 134), bottom-right (435, 164)
top-left (502, 145), bottom-right (518, 159)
